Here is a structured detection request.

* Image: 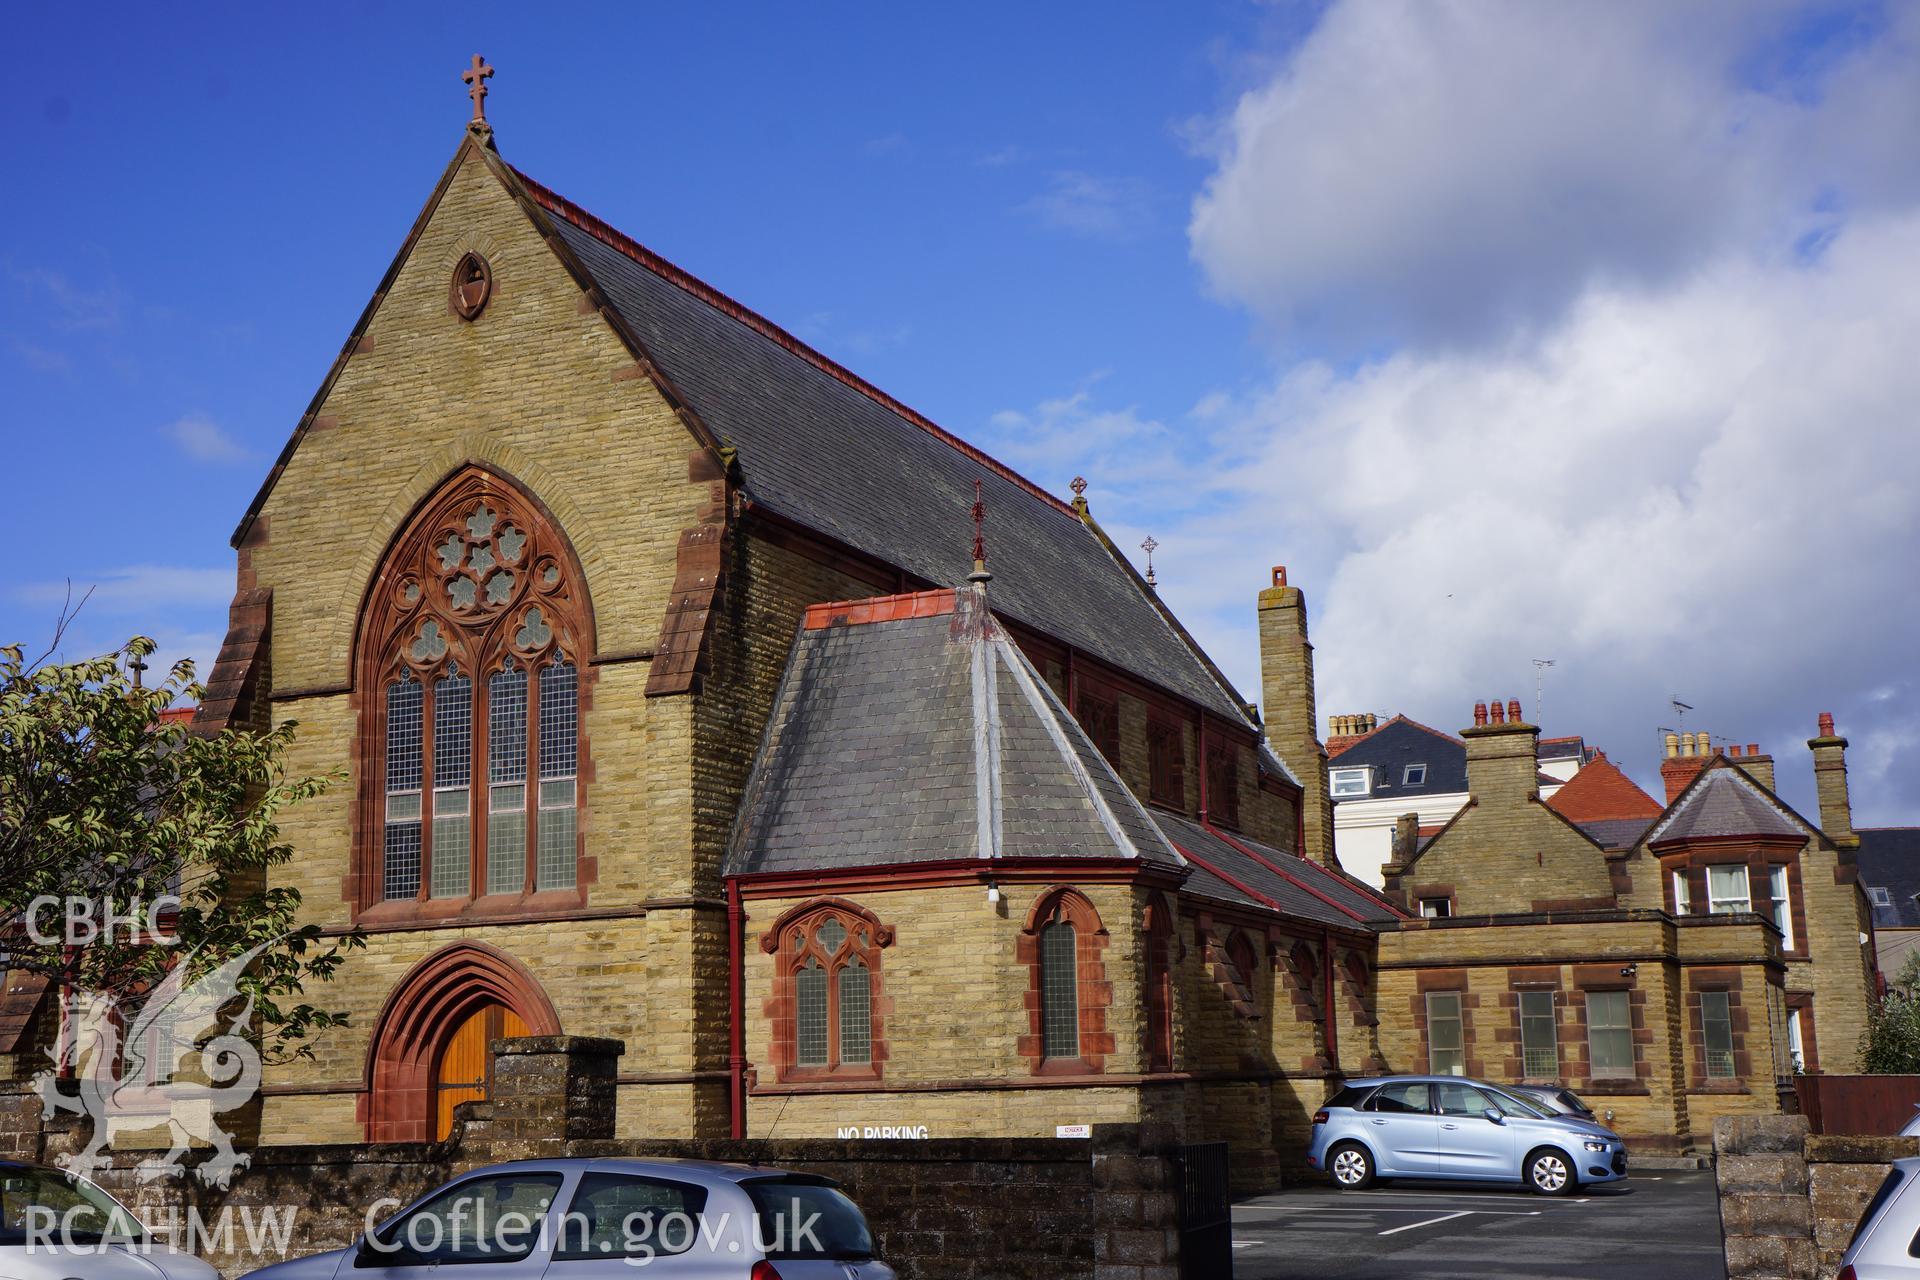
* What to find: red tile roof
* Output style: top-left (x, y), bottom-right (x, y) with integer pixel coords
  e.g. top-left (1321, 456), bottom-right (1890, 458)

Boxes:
top-left (1545, 755), bottom-right (1662, 823)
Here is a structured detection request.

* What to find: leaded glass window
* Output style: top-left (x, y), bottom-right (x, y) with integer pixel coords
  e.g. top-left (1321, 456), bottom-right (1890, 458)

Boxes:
top-left (779, 905), bottom-right (886, 1077)
top-left (431, 674), bottom-right (472, 898)
top-left (537, 662), bottom-right (578, 891)
top-left (383, 679), bottom-right (424, 900)
top-left (487, 665), bottom-right (528, 895)
top-left (1041, 921), bottom-right (1080, 1059)
top-left (359, 472), bottom-right (590, 914)
top-left (838, 961), bottom-right (871, 1065)
top-left (795, 960), bottom-right (828, 1068)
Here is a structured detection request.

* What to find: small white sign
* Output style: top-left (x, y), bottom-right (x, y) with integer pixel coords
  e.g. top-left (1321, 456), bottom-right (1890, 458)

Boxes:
top-left (1056, 1124), bottom-right (1092, 1139)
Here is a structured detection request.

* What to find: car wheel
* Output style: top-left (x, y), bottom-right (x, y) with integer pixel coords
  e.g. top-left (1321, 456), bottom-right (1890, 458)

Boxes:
top-left (1524, 1147), bottom-right (1576, 1196)
top-left (1329, 1142), bottom-right (1375, 1190)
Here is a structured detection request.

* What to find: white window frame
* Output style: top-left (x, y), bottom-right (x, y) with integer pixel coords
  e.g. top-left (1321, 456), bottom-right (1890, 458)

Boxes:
top-left (1519, 990), bottom-right (1558, 1079)
top-left (1426, 992), bottom-right (1466, 1076)
top-left (1787, 1008), bottom-right (1804, 1073)
top-left (1769, 865), bottom-right (1794, 950)
top-left (1707, 865), bottom-right (1751, 915)
top-left (1403, 763), bottom-right (1427, 786)
top-left (1330, 768), bottom-right (1370, 798)
top-left (1869, 886), bottom-right (1893, 908)
top-left (1700, 991), bottom-right (1736, 1079)
top-left (1420, 898), bottom-right (1452, 919)
top-left (1672, 869), bottom-right (1691, 915)
top-left (1586, 989), bottom-right (1636, 1079)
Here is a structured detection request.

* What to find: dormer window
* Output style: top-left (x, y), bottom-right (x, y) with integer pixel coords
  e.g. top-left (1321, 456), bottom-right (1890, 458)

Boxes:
top-left (1869, 886), bottom-right (1892, 908)
top-left (1403, 763), bottom-right (1427, 786)
top-left (1330, 768), bottom-right (1369, 798)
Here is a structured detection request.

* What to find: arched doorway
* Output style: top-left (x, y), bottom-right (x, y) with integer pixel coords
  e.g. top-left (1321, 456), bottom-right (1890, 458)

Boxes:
top-left (433, 1003), bottom-right (530, 1140)
top-left (362, 941), bottom-right (560, 1143)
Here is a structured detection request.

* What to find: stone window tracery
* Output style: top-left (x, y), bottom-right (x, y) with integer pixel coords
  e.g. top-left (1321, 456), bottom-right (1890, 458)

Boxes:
top-left (356, 468), bottom-right (592, 918)
top-left (760, 899), bottom-right (893, 1082)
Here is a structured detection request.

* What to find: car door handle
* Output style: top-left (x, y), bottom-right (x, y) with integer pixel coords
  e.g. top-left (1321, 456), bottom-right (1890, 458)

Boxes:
top-left (1441, 1123), bottom-right (1460, 1130)
top-left (1371, 1118), bottom-right (1387, 1125)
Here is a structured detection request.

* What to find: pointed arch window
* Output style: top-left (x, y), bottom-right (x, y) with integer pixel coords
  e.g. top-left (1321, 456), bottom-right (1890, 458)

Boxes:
top-left (761, 900), bottom-right (893, 1082)
top-left (1019, 888), bottom-right (1113, 1075)
top-left (357, 470), bottom-right (593, 919)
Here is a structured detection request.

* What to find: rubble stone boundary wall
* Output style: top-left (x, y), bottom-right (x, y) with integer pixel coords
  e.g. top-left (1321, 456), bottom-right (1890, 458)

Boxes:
top-left (1715, 1114), bottom-right (1920, 1279)
top-left (6, 1037), bottom-right (1181, 1280)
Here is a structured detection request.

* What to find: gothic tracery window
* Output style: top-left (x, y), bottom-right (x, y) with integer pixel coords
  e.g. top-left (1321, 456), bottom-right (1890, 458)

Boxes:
top-left (764, 901), bottom-right (891, 1080)
top-left (359, 470), bottom-right (591, 914)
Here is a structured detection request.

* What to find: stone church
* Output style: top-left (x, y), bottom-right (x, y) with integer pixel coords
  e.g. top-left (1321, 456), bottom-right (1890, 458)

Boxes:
top-left (2, 102), bottom-right (1401, 1183)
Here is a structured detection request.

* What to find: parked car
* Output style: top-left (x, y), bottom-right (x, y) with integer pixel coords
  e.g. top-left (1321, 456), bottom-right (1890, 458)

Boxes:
top-left (1837, 1156), bottom-right (1920, 1277)
top-left (238, 1156), bottom-right (894, 1279)
top-left (1305, 1075), bottom-right (1629, 1195)
top-left (0, 1159), bottom-right (219, 1279)
top-left (1898, 1105), bottom-right (1920, 1137)
top-left (1510, 1084), bottom-right (1598, 1121)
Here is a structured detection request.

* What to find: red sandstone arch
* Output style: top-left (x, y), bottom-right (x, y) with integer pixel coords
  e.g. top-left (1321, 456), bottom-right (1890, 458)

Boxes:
top-left (361, 941), bottom-right (561, 1142)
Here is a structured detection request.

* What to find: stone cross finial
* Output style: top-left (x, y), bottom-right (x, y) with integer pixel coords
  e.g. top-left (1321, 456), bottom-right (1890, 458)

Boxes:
top-left (1070, 476), bottom-right (1087, 498)
top-left (128, 652), bottom-right (148, 689)
top-left (463, 54), bottom-right (495, 125)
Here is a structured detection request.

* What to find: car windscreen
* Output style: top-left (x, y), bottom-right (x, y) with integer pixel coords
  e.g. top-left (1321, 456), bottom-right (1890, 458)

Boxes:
top-left (0, 1166), bottom-right (148, 1245)
top-left (744, 1176), bottom-right (875, 1261)
top-left (1482, 1087), bottom-right (1552, 1119)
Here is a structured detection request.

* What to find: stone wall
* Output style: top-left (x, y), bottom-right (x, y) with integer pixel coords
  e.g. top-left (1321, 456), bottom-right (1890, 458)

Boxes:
top-left (15, 1037), bottom-right (1182, 1280)
top-left (1715, 1114), bottom-right (1920, 1279)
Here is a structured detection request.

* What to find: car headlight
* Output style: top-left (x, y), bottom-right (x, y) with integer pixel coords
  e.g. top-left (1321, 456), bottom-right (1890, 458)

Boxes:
top-left (1583, 1140), bottom-right (1609, 1152)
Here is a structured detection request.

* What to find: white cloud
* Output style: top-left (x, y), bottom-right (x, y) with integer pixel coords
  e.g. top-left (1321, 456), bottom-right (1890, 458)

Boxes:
top-left (1188, 0), bottom-right (1920, 349)
top-left (6, 262), bottom-right (123, 331)
top-left (1026, 171), bottom-right (1156, 241)
top-left (163, 412), bottom-right (254, 464)
top-left (16, 565), bottom-right (234, 616)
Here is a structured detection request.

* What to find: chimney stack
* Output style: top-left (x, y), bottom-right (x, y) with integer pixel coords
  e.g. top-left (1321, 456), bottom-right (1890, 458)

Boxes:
top-left (1325, 712), bottom-right (1379, 755)
top-left (1731, 741), bottom-right (1775, 791)
top-left (1258, 567), bottom-right (1335, 867)
top-left (1808, 711), bottom-right (1858, 847)
top-left (1462, 695), bottom-right (1540, 806)
top-left (1660, 728), bottom-right (1715, 802)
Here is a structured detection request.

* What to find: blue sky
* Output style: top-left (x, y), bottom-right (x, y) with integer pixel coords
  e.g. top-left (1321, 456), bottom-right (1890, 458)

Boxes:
top-left (8, 2), bottom-right (1920, 835)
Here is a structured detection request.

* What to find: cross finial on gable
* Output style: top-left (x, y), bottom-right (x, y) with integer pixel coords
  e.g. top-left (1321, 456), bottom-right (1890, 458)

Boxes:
top-left (1141, 535), bottom-right (1159, 589)
top-left (462, 54), bottom-right (495, 127)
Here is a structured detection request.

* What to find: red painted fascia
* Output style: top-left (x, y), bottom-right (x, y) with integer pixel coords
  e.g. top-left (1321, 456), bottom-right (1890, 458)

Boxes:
top-left (1165, 839), bottom-right (1281, 913)
top-left (1204, 820), bottom-right (1405, 923)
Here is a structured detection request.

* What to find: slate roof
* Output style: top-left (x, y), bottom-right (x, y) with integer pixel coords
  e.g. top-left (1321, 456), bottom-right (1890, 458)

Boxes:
top-left (1857, 828), bottom-right (1920, 930)
top-left (725, 586), bottom-right (1185, 876)
top-left (1154, 811), bottom-right (1403, 927)
top-left (1645, 765), bottom-right (1808, 846)
top-left (520, 173), bottom-right (1252, 730)
top-left (1326, 716), bottom-right (1468, 800)
top-left (1575, 818), bottom-right (1658, 850)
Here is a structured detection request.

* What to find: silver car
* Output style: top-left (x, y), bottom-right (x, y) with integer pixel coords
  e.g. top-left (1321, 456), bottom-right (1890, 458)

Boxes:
top-left (0, 1159), bottom-right (219, 1280)
top-left (1305, 1075), bottom-right (1629, 1195)
top-left (238, 1156), bottom-right (894, 1279)
top-left (1837, 1156), bottom-right (1920, 1277)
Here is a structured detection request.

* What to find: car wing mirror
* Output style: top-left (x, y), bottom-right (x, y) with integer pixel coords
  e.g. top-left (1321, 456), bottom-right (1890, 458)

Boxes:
top-left (1483, 1108), bottom-right (1505, 1124)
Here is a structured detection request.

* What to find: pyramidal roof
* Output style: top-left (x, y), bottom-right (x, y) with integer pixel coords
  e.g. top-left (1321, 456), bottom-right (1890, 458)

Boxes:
top-left (1546, 755), bottom-right (1662, 823)
top-left (724, 585), bottom-right (1188, 876)
top-left (1646, 764), bottom-right (1808, 846)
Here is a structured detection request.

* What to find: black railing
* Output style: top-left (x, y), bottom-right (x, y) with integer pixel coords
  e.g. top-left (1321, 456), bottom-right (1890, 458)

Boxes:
top-left (1174, 1141), bottom-right (1232, 1279)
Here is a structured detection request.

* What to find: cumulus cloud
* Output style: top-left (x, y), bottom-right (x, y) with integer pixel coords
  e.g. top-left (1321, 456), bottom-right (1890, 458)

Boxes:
top-left (163, 412), bottom-right (254, 464)
top-left (1188, 0), bottom-right (1920, 349)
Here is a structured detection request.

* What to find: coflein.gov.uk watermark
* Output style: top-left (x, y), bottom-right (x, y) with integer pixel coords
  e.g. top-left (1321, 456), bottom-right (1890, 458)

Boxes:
top-left (21, 1200), bottom-right (826, 1268)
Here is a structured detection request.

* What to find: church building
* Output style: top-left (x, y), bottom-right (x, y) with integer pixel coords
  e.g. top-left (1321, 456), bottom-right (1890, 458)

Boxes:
top-left (0, 83), bottom-right (1404, 1188)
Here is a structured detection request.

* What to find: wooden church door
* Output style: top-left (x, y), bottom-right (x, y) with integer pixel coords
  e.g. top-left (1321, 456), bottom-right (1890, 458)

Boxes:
top-left (433, 1003), bottom-right (530, 1140)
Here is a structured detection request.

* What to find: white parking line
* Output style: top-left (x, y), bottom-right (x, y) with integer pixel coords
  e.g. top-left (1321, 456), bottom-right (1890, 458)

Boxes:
top-left (1378, 1210), bottom-right (1473, 1236)
top-left (1246, 1206), bottom-right (1544, 1216)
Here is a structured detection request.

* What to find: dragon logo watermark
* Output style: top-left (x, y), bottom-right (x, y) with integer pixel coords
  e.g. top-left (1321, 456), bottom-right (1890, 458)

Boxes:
top-left (33, 937), bottom-right (273, 1190)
